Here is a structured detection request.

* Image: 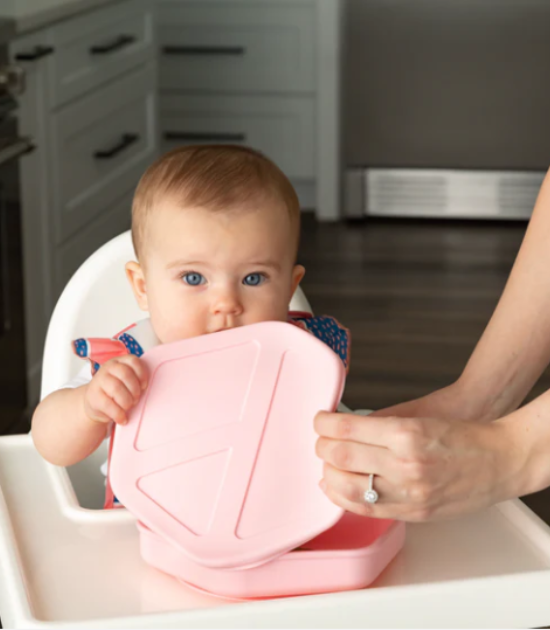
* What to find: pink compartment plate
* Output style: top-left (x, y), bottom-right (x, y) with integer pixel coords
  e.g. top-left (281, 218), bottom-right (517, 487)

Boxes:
top-left (138, 513), bottom-right (406, 599)
top-left (109, 321), bottom-right (346, 569)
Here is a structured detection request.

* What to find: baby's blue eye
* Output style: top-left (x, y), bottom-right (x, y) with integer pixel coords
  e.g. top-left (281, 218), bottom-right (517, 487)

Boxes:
top-left (183, 272), bottom-right (205, 286)
top-left (243, 273), bottom-right (265, 286)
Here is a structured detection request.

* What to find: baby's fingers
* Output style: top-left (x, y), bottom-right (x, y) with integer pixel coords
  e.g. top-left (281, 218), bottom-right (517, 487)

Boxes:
top-left (118, 355), bottom-right (148, 391)
top-left (88, 389), bottom-right (128, 425)
top-left (108, 360), bottom-right (145, 403)
top-left (102, 374), bottom-right (138, 418)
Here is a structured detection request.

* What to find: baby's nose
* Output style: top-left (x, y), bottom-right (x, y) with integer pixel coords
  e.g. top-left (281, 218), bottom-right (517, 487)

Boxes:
top-left (211, 288), bottom-right (243, 315)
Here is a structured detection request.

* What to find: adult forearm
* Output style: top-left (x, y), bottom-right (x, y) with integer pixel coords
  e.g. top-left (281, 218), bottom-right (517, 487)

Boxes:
top-left (31, 386), bottom-right (108, 467)
top-left (458, 167), bottom-right (550, 420)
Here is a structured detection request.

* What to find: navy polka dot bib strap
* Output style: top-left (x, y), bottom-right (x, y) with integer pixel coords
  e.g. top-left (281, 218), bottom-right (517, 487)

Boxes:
top-left (118, 333), bottom-right (145, 358)
top-left (71, 324), bottom-right (147, 375)
top-left (288, 312), bottom-right (351, 372)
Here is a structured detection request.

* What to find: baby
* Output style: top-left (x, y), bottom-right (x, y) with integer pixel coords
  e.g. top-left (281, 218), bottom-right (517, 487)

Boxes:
top-left (32, 145), bottom-right (350, 488)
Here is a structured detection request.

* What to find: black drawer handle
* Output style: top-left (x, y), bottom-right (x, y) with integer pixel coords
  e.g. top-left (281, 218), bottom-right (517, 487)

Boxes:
top-left (90, 35), bottom-right (136, 55)
top-left (94, 133), bottom-right (139, 159)
top-left (164, 132), bottom-right (246, 143)
top-left (14, 46), bottom-right (54, 61)
top-left (0, 137), bottom-right (35, 167)
top-left (162, 46), bottom-right (246, 56)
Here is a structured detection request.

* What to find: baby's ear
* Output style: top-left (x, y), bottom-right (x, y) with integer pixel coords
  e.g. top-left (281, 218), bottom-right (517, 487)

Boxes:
top-left (125, 261), bottom-right (148, 311)
top-left (291, 264), bottom-right (306, 294)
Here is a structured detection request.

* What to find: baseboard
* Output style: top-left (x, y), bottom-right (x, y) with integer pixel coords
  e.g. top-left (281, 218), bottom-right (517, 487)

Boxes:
top-left (344, 168), bottom-right (546, 219)
top-left (292, 179), bottom-right (316, 212)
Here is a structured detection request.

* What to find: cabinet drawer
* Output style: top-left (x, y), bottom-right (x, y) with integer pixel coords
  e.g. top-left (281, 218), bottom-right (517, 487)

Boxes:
top-left (158, 0), bottom-right (315, 94)
top-left (51, 63), bottom-right (158, 244)
top-left (55, 191), bottom-right (132, 298)
top-left (160, 94), bottom-right (315, 179)
top-left (48, 0), bottom-right (154, 107)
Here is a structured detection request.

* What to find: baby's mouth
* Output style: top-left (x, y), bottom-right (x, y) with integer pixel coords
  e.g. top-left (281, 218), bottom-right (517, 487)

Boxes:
top-left (210, 324), bottom-right (239, 334)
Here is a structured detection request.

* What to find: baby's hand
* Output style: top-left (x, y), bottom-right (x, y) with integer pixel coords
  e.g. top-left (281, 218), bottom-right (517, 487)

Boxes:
top-left (83, 355), bottom-right (148, 426)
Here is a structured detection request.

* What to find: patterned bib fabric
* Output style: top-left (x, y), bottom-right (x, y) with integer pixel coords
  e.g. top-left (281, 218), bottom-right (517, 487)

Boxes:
top-left (72, 314), bottom-right (350, 373)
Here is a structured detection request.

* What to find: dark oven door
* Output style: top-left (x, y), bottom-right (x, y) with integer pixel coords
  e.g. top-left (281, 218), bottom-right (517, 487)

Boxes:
top-left (0, 96), bottom-right (34, 434)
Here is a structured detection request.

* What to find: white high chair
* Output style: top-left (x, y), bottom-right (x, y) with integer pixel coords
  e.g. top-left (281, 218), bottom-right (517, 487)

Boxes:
top-left (2, 232), bottom-right (550, 628)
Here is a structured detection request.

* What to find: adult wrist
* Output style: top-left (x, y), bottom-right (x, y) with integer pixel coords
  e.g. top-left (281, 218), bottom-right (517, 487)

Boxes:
top-left (495, 398), bottom-right (550, 500)
top-left (485, 418), bottom-right (530, 502)
top-left (455, 370), bottom-right (516, 423)
top-left (435, 376), bottom-right (495, 423)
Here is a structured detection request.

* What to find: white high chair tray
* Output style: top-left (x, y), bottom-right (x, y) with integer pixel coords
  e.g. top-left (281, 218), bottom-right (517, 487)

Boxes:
top-left (1, 436), bottom-right (550, 629)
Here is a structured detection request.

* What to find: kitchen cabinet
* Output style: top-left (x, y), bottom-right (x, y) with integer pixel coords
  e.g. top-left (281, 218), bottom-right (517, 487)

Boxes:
top-left (157, 0), bottom-right (342, 220)
top-left (10, 0), bottom-right (158, 405)
top-left (7, 0), bottom-right (341, 408)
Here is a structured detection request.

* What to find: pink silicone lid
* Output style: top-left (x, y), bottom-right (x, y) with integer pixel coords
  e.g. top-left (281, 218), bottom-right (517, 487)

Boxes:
top-left (109, 321), bottom-right (346, 569)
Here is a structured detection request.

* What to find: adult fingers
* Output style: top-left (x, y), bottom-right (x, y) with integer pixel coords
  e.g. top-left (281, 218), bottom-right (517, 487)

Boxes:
top-left (315, 436), bottom-right (401, 482)
top-left (315, 411), bottom-right (438, 464)
top-left (320, 463), bottom-right (431, 522)
top-left (315, 411), bottom-right (409, 450)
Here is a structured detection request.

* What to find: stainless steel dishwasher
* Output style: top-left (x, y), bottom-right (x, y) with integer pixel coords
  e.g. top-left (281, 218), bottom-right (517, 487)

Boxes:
top-left (344, 1), bottom-right (550, 219)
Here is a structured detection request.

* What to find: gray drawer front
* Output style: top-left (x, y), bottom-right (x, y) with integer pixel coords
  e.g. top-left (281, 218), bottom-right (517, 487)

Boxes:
top-left (55, 191), bottom-right (132, 300)
top-left (51, 63), bottom-right (158, 244)
top-left (160, 94), bottom-right (315, 179)
top-left (49, 0), bottom-right (155, 107)
top-left (158, 0), bottom-right (316, 94)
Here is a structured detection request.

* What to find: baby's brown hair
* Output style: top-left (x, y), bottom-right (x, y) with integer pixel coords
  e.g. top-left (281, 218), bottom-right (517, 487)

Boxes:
top-left (131, 144), bottom-right (301, 260)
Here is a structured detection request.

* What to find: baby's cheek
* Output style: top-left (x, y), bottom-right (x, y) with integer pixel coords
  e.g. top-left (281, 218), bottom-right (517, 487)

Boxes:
top-left (149, 309), bottom-right (179, 344)
top-left (171, 314), bottom-right (207, 342)
top-left (256, 301), bottom-right (289, 323)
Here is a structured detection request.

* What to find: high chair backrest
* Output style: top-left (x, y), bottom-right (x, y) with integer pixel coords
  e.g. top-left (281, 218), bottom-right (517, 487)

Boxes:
top-left (40, 230), bottom-right (313, 400)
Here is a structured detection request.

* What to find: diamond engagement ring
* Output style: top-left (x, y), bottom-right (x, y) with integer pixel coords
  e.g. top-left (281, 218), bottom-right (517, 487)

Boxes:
top-left (363, 473), bottom-right (379, 504)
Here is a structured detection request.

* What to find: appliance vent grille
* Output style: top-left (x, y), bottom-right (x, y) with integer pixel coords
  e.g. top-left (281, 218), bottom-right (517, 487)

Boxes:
top-left (364, 169), bottom-right (545, 219)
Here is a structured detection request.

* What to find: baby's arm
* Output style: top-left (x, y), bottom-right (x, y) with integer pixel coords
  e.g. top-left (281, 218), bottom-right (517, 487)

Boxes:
top-left (32, 355), bottom-right (148, 467)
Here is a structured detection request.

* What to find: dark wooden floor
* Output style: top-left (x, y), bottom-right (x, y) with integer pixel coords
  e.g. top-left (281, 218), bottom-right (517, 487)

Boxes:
top-left (300, 213), bottom-right (550, 408)
top-left (300, 213), bottom-right (550, 522)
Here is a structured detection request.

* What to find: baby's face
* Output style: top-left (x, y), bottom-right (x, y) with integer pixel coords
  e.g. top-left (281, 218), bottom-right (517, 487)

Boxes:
top-left (126, 202), bottom-right (304, 344)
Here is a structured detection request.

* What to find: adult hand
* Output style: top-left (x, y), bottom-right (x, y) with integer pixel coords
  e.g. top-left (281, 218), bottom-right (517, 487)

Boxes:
top-left (314, 170), bottom-right (550, 522)
top-left (369, 380), bottom-right (497, 424)
top-left (314, 411), bottom-right (520, 521)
